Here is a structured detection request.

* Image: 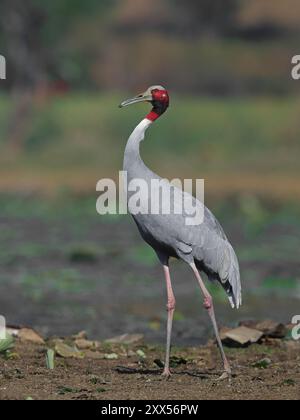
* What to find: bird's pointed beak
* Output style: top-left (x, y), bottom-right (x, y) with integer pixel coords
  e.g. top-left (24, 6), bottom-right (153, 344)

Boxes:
top-left (119, 92), bottom-right (152, 108)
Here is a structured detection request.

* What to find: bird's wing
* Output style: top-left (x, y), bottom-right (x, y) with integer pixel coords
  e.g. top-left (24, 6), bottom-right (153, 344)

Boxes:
top-left (203, 207), bottom-right (228, 241)
top-left (205, 234), bottom-right (242, 309)
top-left (169, 184), bottom-right (242, 308)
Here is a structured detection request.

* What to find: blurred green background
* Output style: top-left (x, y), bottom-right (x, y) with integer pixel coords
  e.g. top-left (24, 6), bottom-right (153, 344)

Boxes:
top-left (0, 0), bottom-right (299, 343)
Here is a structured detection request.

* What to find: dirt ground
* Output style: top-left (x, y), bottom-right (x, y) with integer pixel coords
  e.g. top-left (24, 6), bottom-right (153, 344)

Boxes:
top-left (0, 337), bottom-right (299, 400)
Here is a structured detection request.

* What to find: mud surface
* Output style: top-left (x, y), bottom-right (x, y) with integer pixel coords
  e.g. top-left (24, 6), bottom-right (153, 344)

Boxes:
top-left (0, 338), bottom-right (299, 400)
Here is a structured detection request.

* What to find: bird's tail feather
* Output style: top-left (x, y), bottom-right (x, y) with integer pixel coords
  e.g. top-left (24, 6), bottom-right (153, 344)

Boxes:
top-left (226, 244), bottom-right (242, 309)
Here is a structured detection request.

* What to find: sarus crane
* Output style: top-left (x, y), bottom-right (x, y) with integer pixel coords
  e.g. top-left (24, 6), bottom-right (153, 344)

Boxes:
top-left (119, 86), bottom-right (241, 380)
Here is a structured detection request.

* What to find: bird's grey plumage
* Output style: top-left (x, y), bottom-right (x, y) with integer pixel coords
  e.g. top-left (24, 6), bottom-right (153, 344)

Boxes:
top-left (124, 119), bottom-right (242, 308)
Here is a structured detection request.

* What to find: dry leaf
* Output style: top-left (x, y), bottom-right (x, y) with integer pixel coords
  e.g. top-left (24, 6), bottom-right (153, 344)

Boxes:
top-left (19, 328), bottom-right (45, 345)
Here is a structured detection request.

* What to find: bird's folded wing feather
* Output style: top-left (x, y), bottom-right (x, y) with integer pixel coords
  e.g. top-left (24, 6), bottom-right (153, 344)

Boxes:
top-left (170, 184), bottom-right (242, 308)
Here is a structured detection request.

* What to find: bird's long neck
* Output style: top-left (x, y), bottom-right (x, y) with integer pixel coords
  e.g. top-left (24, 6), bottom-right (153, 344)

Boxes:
top-left (123, 118), bottom-right (153, 177)
top-left (123, 99), bottom-right (168, 178)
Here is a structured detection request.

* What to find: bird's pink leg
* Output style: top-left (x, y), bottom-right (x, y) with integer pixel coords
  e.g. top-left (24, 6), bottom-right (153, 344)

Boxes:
top-left (162, 264), bottom-right (176, 378)
top-left (190, 263), bottom-right (231, 379)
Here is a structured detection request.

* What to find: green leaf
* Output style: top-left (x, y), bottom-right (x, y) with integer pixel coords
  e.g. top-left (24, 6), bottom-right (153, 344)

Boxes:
top-left (46, 349), bottom-right (55, 370)
top-left (0, 334), bottom-right (14, 353)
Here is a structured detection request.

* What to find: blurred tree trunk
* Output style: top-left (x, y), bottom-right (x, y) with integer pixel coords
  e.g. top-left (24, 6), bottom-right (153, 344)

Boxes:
top-left (1, 0), bottom-right (48, 152)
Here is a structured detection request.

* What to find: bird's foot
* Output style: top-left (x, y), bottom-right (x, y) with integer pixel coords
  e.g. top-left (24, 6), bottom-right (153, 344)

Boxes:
top-left (161, 368), bottom-right (172, 379)
top-left (216, 363), bottom-right (232, 382)
top-left (216, 371), bottom-right (232, 382)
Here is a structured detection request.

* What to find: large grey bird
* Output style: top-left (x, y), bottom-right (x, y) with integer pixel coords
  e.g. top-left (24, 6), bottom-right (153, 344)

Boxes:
top-left (120, 86), bottom-right (241, 379)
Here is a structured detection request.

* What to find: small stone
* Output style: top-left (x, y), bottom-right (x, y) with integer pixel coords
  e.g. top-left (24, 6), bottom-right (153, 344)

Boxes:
top-left (104, 353), bottom-right (119, 360)
top-left (220, 327), bottom-right (232, 341)
top-left (221, 326), bottom-right (263, 347)
top-left (74, 338), bottom-right (100, 350)
top-left (240, 320), bottom-right (287, 339)
top-left (84, 351), bottom-right (105, 359)
top-left (72, 331), bottom-right (88, 340)
top-left (55, 342), bottom-right (84, 359)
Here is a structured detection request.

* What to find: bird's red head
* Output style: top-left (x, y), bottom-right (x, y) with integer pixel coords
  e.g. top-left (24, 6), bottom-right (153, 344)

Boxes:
top-left (148, 87), bottom-right (170, 121)
top-left (119, 85), bottom-right (170, 122)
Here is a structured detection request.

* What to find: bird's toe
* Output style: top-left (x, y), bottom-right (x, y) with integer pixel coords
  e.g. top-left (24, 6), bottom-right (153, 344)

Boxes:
top-left (161, 368), bottom-right (172, 379)
top-left (216, 371), bottom-right (232, 382)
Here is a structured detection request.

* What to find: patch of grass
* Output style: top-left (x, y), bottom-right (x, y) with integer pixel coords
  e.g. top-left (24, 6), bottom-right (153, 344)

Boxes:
top-left (0, 334), bottom-right (14, 354)
top-left (225, 344), bottom-right (275, 356)
top-left (238, 243), bottom-right (300, 264)
top-left (67, 244), bottom-right (99, 263)
top-left (238, 195), bottom-right (269, 236)
top-left (57, 386), bottom-right (78, 395)
top-left (247, 344), bottom-right (275, 356)
top-left (252, 358), bottom-right (272, 369)
top-left (89, 376), bottom-right (101, 385)
top-left (16, 269), bottom-right (96, 298)
top-left (128, 245), bottom-right (158, 267)
top-left (0, 94), bottom-right (300, 198)
top-left (96, 388), bottom-right (107, 393)
top-left (262, 277), bottom-right (298, 291)
top-left (173, 311), bottom-right (186, 321)
top-left (123, 273), bottom-right (155, 284)
top-left (282, 379), bottom-right (296, 386)
top-left (207, 282), bottom-right (228, 304)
